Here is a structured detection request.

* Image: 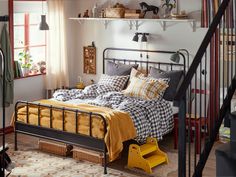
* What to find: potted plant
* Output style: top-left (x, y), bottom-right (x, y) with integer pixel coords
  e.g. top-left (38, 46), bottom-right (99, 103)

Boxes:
top-left (161, 0), bottom-right (176, 18)
top-left (18, 50), bottom-right (33, 76)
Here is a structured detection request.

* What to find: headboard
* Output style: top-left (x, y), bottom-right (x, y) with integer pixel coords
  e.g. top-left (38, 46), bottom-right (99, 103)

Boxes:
top-left (102, 48), bottom-right (186, 75)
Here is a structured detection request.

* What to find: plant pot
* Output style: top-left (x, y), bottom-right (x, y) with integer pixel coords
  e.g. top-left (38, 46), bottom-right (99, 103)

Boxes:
top-left (22, 68), bottom-right (30, 77)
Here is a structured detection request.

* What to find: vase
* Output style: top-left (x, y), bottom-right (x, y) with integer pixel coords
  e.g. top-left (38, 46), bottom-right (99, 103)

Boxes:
top-left (163, 7), bottom-right (171, 18)
top-left (22, 68), bottom-right (30, 77)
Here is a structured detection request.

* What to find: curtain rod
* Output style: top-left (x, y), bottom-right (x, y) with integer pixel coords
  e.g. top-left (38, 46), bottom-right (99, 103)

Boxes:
top-left (0, 15), bottom-right (9, 22)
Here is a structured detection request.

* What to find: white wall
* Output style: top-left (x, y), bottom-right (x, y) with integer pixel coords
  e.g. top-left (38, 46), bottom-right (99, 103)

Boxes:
top-left (0, 0), bottom-right (46, 127)
top-left (67, 0), bottom-right (208, 85)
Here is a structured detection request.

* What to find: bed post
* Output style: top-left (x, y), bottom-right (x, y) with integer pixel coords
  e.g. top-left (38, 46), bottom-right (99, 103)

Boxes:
top-left (14, 131), bottom-right (17, 151)
top-left (104, 142), bottom-right (107, 174)
top-left (14, 102), bottom-right (18, 151)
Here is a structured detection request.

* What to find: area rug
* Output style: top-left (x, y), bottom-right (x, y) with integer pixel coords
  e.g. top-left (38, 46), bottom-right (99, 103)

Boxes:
top-left (7, 144), bottom-right (178, 177)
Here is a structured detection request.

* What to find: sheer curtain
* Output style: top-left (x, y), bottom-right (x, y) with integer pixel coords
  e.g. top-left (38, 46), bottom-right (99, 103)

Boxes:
top-left (46, 0), bottom-right (69, 90)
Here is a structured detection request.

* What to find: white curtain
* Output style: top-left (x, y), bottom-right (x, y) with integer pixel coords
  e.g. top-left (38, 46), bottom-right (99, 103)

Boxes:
top-left (46, 0), bottom-right (69, 90)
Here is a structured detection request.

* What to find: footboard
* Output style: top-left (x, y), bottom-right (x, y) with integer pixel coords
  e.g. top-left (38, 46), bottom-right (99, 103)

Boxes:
top-left (14, 101), bottom-right (108, 174)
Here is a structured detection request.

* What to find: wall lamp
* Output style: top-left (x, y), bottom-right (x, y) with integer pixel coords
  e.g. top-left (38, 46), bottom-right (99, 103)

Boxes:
top-left (132, 33), bottom-right (149, 42)
top-left (170, 49), bottom-right (189, 69)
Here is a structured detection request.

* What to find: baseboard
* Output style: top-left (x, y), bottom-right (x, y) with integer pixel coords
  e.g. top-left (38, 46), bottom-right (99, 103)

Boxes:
top-left (0, 126), bottom-right (14, 134)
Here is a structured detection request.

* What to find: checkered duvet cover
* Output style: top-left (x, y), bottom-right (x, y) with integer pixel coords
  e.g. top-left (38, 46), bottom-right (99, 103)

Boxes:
top-left (53, 84), bottom-right (173, 143)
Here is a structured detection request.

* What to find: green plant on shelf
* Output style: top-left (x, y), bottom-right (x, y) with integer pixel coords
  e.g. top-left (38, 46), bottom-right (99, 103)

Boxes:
top-left (161, 0), bottom-right (176, 18)
top-left (18, 50), bottom-right (33, 69)
top-left (161, 0), bottom-right (176, 11)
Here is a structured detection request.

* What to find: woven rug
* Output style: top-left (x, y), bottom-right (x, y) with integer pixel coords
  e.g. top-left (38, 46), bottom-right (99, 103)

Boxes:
top-left (7, 144), bottom-right (178, 177)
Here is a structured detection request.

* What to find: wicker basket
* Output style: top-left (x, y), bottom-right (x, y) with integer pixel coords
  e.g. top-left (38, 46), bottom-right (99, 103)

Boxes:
top-left (72, 147), bottom-right (108, 165)
top-left (105, 8), bottom-right (125, 18)
top-left (38, 140), bottom-right (73, 156)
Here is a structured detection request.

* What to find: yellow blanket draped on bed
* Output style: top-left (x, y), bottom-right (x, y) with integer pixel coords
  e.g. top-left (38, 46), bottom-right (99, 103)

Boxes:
top-left (14, 99), bottom-right (137, 161)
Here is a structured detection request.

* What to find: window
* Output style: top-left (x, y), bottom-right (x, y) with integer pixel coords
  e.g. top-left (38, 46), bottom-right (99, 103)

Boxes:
top-left (11, 0), bottom-right (47, 78)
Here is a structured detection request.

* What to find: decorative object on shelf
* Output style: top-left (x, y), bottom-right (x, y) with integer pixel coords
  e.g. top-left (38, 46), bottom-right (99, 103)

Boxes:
top-left (83, 10), bottom-right (89, 18)
top-left (37, 61), bottom-right (46, 74)
top-left (76, 76), bottom-right (85, 89)
top-left (139, 2), bottom-right (159, 18)
top-left (170, 11), bottom-right (188, 19)
top-left (100, 9), bottom-right (106, 18)
top-left (125, 9), bottom-right (142, 19)
top-left (105, 3), bottom-right (126, 18)
top-left (161, 0), bottom-right (176, 18)
top-left (132, 33), bottom-right (149, 42)
top-left (92, 3), bottom-right (98, 18)
top-left (78, 13), bottom-right (81, 18)
top-left (39, 0), bottom-right (49, 30)
top-left (83, 46), bottom-right (96, 74)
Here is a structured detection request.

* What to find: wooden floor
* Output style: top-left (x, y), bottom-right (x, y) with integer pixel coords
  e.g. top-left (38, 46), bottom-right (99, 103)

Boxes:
top-left (2, 132), bottom-right (220, 177)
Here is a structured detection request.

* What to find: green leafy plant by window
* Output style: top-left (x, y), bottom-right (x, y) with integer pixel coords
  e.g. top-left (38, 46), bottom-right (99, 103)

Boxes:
top-left (18, 50), bottom-right (33, 69)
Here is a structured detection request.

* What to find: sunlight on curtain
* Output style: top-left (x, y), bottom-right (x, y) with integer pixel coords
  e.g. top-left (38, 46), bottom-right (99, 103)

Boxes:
top-left (46, 0), bottom-right (69, 90)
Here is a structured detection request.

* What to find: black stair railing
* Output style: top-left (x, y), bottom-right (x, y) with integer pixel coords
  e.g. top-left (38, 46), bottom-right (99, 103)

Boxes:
top-left (174, 0), bottom-right (236, 176)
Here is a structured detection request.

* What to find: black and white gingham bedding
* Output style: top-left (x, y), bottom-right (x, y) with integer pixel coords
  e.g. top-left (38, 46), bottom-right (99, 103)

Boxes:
top-left (53, 84), bottom-right (173, 143)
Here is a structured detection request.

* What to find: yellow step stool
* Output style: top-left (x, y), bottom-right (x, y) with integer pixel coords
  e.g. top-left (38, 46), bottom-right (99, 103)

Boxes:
top-left (127, 137), bottom-right (168, 174)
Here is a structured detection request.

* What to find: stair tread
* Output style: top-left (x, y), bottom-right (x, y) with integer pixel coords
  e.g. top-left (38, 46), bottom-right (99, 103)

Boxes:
top-left (145, 154), bottom-right (166, 168)
top-left (140, 144), bottom-right (157, 156)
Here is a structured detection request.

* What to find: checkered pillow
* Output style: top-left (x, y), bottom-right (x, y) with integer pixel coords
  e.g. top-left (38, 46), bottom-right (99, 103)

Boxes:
top-left (98, 74), bottom-right (129, 91)
top-left (123, 76), bottom-right (169, 100)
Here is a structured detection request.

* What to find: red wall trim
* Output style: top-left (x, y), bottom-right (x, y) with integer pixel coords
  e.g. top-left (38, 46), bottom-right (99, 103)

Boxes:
top-left (9, 0), bottom-right (14, 61)
top-left (0, 126), bottom-right (14, 134)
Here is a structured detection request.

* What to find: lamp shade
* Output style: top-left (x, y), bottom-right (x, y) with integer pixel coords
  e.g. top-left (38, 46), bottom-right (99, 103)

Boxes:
top-left (141, 33), bottom-right (148, 42)
top-left (39, 15), bottom-right (49, 30)
top-left (132, 33), bottom-right (139, 42)
top-left (170, 52), bottom-right (180, 63)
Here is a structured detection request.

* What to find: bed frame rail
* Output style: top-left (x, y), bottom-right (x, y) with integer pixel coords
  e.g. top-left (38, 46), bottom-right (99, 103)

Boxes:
top-left (14, 101), bottom-right (108, 174)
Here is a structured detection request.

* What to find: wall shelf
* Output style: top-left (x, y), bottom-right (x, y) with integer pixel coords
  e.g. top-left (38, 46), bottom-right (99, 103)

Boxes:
top-left (69, 17), bottom-right (197, 32)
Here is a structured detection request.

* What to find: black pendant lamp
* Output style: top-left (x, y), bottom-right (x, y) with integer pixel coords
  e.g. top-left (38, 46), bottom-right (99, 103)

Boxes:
top-left (39, 1), bottom-right (49, 30)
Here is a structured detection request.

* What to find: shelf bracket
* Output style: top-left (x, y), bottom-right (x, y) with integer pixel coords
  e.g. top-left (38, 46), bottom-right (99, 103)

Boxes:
top-left (127, 21), bottom-right (133, 30)
top-left (159, 21), bottom-right (166, 31)
top-left (134, 21), bottom-right (141, 30)
top-left (189, 21), bottom-right (196, 32)
top-left (103, 20), bottom-right (110, 30)
top-left (77, 20), bottom-right (84, 25)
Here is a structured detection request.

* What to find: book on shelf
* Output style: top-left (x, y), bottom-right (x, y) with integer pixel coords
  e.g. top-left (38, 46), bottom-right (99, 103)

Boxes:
top-left (14, 61), bottom-right (23, 78)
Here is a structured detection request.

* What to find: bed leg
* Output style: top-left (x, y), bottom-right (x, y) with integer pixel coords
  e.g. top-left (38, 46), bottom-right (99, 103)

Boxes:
top-left (14, 131), bottom-right (18, 151)
top-left (104, 146), bottom-right (107, 174)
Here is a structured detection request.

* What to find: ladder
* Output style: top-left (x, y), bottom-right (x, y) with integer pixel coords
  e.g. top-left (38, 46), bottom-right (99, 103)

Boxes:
top-left (127, 137), bottom-right (168, 174)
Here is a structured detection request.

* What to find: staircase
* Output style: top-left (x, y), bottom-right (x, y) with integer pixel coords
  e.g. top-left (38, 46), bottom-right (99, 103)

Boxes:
top-left (174, 0), bottom-right (236, 176)
top-left (215, 112), bottom-right (236, 176)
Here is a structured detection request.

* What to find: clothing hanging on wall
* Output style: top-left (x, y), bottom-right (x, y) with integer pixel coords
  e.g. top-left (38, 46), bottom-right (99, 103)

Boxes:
top-left (0, 23), bottom-right (14, 107)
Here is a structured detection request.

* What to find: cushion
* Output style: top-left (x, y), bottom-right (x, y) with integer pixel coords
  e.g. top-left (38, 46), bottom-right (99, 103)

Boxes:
top-left (98, 74), bottom-right (129, 91)
top-left (149, 67), bottom-right (184, 101)
top-left (123, 76), bottom-right (169, 100)
top-left (130, 68), bottom-right (145, 79)
top-left (106, 61), bottom-right (139, 76)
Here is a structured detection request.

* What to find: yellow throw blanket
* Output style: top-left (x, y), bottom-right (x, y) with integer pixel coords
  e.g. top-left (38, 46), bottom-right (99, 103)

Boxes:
top-left (15, 99), bottom-right (137, 161)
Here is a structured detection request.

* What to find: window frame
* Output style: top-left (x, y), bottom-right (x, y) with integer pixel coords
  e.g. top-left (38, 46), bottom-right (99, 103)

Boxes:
top-left (9, 0), bottom-right (47, 79)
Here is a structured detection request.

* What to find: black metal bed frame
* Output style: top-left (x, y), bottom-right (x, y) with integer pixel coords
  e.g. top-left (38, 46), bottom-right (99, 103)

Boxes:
top-left (14, 47), bottom-right (186, 174)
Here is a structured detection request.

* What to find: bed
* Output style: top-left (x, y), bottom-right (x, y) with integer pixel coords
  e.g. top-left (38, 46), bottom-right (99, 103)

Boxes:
top-left (14, 48), bottom-right (186, 174)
